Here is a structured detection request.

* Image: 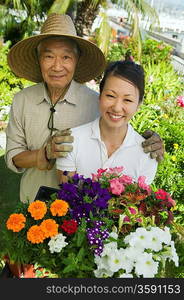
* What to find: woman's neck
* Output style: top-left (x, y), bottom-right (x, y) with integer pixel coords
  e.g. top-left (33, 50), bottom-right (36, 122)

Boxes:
top-left (99, 118), bottom-right (128, 157)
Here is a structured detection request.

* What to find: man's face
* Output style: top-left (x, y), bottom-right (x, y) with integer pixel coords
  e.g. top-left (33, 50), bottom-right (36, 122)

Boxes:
top-left (38, 38), bottom-right (78, 91)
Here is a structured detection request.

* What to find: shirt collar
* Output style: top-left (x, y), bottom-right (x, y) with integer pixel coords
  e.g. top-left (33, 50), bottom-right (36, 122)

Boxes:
top-left (63, 80), bottom-right (79, 105)
top-left (35, 82), bottom-right (50, 105)
top-left (36, 80), bottom-right (79, 105)
top-left (90, 118), bottom-right (136, 147)
top-left (91, 117), bottom-right (101, 140)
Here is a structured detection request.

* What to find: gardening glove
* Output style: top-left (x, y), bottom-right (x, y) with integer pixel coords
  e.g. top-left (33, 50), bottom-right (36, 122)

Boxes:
top-left (142, 130), bottom-right (164, 163)
top-left (45, 128), bottom-right (74, 160)
top-left (36, 129), bottom-right (73, 171)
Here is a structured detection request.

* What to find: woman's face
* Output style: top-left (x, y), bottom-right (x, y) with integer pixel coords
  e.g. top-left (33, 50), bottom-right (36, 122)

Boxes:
top-left (99, 75), bottom-right (140, 130)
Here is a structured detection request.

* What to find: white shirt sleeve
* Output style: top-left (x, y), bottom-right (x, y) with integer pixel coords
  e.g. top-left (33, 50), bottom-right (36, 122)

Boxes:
top-left (56, 152), bottom-right (76, 172)
top-left (139, 154), bottom-right (158, 185)
top-left (56, 129), bottom-right (77, 172)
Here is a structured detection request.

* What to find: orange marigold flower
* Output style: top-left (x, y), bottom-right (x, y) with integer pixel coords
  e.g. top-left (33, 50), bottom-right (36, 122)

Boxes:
top-left (50, 199), bottom-right (69, 217)
top-left (40, 219), bottom-right (58, 238)
top-left (6, 213), bottom-right (26, 232)
top-left (28, 200), bottom-right (47, 220)
top-left (27, 225), bottom-right (45, 244)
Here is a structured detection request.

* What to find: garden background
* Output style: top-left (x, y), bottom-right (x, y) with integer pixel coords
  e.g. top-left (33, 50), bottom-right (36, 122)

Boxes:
top-left (0, 0), bottom-right (183, 277)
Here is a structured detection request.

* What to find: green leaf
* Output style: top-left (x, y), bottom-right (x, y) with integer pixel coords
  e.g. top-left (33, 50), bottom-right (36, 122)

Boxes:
top-left (77, 247), bottom-right (85, 261)
top-left (62, 264), bottom-right (77, 274)
top-left (76, 231), bottom-right (85, 247)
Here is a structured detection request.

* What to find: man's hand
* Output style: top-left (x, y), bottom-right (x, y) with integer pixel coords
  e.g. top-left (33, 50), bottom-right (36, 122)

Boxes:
top-left (142, 130), bottom-right (164, 162)
top-left (46, 128), bottom-right (74, 160)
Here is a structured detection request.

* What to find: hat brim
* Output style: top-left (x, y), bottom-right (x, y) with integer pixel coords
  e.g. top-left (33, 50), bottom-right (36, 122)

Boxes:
top-left (7, 33), bottom-right (106, 83)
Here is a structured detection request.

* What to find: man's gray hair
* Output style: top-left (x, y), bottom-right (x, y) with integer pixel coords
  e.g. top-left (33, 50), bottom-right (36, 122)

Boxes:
top-left (37, 36), bottom-right (80, 58)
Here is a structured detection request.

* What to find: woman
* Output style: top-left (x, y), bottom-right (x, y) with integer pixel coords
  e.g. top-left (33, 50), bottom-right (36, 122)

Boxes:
top-left (56, 60), bottom-right (158, 184)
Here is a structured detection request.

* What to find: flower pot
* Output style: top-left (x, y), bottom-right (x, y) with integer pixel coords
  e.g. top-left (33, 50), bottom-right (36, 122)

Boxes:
top-left (3, 256), bottom-right (35, 278)
top-left (7, 262), bottom-right (22, 278)
top-left (22, 264), bottom-right (35, 278)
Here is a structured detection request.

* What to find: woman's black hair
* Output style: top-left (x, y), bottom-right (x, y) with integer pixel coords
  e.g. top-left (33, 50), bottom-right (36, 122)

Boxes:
top-left (99, 60), bottom-right (145, 103)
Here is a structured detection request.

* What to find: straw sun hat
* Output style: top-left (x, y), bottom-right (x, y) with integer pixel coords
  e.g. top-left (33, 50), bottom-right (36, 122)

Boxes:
top-left (7, 13), bottom-right (106, 83)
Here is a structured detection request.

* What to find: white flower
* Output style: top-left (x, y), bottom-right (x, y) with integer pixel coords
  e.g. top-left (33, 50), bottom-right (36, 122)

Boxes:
top-left (135, 252), bottom-right (159, 277)
top-left (170, 241), bottom-right (179, 267)
top-left (119, 273), bottom-right (133, 278)
top-left (162, 227), bottom-right (172, 245)
top-left (94, 254), bottom-right (114, 277)
top-left (124, 227), bottom-right (151, 250)
top-left (123, 246), bottom-right (143, 261)
top-left (107, 249), bottom-right (126, 273)
top-left (109, 231), bottom-right (118, 239)
top-left (147, 227), bottom-right (163, 251)
top-left (101, 232), bottom-right (118, 255)
top-left (48, 233), bottom-right (68, 253)
top-left (94, 268), bottom-right (114, 278)
top-left (117, 248), bottom-right (134, 273)
top-left (94, 254), bottom-right (109, 270)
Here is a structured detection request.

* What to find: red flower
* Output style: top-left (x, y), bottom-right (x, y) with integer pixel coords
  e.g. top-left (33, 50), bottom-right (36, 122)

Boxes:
top-left (155, 189), bottom-right (176, 208)
top-left (155, 189), bottom-right (168, 200)
top-left (61, 219), bottom-right (78, 234)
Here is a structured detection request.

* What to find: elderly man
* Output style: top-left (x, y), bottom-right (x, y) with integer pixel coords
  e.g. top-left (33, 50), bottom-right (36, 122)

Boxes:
top-left (5, 13), bottom-right (164, 203)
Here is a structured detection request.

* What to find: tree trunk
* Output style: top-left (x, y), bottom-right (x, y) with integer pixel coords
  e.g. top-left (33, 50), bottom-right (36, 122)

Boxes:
top-left (74, 0), bottom-right (103, 37)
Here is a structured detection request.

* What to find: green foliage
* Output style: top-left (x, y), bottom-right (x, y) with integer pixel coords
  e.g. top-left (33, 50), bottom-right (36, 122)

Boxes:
top-left (107, 37), bottom-right (173, 65)
top-left (0, 0), bottom-right (55, 44)
top-left (144, 61), bottom-right (183, 104)
top-left (141, 38), bottom-right (173, 64)
top-left (107, 37), bottom-right (137, 63)
top-left (0, 42), bottom-right (32, 121)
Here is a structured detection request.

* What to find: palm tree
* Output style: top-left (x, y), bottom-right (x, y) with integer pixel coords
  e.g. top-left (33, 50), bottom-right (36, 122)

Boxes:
top-left (0, 0), bottom-right (55, 45)
top-left (118, 0), bottom-right (159, 61)
top-left (0, 0), bottom-right (159, 59)
top-left (48, 0), bottom-right (159, 59)
top-left (48, 0), bottom-right (104, 37)
top-left (47, 0), bottom-right (113, 56)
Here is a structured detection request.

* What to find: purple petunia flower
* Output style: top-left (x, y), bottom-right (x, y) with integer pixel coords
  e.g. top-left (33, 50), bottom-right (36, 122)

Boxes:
top-left (58, 174), bottom-right (111, 220)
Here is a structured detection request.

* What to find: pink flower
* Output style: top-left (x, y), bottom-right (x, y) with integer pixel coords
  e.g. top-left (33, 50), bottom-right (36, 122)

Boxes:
top-left (155, 189), bottom-right (168, 200)
top-left (91, 173), bottom-right (98, 181)
top-left (138, 176), bottom-right (151, 193)
top-left (119, 174), bottom-right (133, 185)
top-left (97, 168), bottom-right (107, 176)
top-left (176, 96), bottom-right (184, 107)
top-left (155, 189), bottom-right (176, 207)
top-left (108, 166), bottom-right (124, 174)
top-left (109, 178), bottom-right (125, 195)
top-left (92, 168), bottom-right (107, 180)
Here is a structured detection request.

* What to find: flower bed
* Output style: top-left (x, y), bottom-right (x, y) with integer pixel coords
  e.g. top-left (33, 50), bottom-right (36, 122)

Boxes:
top-left (0, 167), bottom-right (180, 278)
